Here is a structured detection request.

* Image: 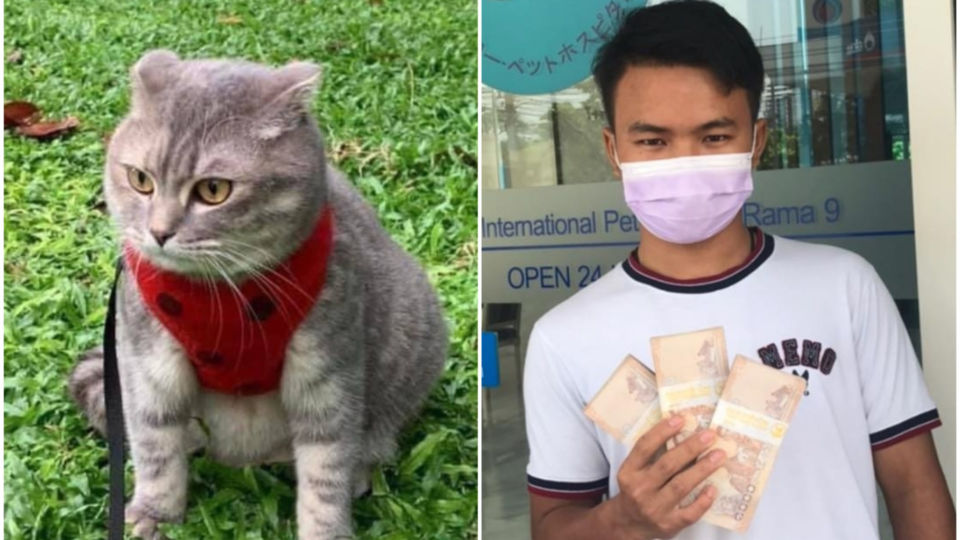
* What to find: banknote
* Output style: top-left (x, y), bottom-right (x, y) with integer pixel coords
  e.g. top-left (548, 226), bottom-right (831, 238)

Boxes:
top-left (651, 327), bottom-right (729, 448)
top-left (699, 355), bottom-right (805, 532)
top-left (584, 355), bottom-right (661, 445)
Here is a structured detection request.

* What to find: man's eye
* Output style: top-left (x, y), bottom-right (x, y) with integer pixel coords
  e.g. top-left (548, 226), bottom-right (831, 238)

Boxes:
top-left (636, 138), bottom-right (666, 146)
top-left (703, 135), bottom-right (731, 143)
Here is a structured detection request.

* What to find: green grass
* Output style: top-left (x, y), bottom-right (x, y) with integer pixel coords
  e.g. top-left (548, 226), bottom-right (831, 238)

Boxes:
top-left (3, 1), bottom-right (478, 538)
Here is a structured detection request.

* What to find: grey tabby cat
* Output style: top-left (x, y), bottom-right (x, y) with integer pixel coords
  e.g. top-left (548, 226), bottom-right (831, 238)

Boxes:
top-left (68, 50), bottom-right (447, 539)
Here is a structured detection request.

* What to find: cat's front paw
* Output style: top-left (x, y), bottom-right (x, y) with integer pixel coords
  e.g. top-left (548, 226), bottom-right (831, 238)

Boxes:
top-left (125, 497), bottom-right (182, 539)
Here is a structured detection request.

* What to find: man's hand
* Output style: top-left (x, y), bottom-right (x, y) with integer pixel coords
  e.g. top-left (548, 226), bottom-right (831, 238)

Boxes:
top-left (530, 415), bottom-right (726, 540)
top-left (607, 415), bottom-right (726, 539)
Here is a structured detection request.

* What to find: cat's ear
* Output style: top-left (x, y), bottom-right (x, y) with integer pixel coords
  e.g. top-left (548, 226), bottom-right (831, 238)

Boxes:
top-left (255, 61), bottom-right (322, 140)
top-left (131, 49), bottom-right (180, 111)
top-left (276, 61), bottom-right (324, 103)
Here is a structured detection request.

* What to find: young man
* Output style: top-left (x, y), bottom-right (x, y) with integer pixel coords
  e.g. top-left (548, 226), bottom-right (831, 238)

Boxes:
top-left (523, 2), bottom-right (954, 539)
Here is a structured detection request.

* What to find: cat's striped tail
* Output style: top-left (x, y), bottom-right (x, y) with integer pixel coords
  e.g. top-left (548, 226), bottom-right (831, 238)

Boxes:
top-left (68, 347), bottom-right (108, 437)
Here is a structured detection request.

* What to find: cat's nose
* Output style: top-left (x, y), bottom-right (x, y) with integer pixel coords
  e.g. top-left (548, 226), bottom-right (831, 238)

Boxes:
top-left (151, 229), bottom-right (174, 247)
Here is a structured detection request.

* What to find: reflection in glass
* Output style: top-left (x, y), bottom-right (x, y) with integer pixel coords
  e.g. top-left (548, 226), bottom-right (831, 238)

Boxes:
top-left (482, 0), bottom-right (910, 189)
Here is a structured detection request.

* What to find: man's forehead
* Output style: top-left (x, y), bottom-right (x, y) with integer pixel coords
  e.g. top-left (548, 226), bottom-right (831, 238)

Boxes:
top-left (616, 63), bottom-right (730, 94)
top-left (612, 65), bottom-right (751, 128)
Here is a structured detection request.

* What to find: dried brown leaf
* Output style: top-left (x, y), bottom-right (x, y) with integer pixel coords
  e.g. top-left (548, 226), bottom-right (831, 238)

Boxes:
top-left (15, 116), bottom-right (79, 140)
top-left (7, 49), bottom-right (24, 64)
top-left (5, 101), bottom-right (40, 128)
top-left (217, 14), bottom-right (243, 25)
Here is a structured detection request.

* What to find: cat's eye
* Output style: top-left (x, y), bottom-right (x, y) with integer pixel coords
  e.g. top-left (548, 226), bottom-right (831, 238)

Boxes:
top-left (126, 167), bottom-right (155, 194)
top-left (195, 178), bottom-right (232, 205)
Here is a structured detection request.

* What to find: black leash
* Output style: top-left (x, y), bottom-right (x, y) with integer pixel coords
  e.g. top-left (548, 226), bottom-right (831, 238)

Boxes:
top-left (104, 259), bottom-right (125, 540)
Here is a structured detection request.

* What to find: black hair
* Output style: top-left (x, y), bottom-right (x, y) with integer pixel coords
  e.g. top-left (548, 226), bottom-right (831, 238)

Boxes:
top-left (592, 0), bottom-right (765, 129)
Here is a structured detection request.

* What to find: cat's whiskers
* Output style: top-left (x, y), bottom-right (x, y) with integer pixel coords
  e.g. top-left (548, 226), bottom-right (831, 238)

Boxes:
top-left (218, 238), bottom-right (316, 302)
top-left (208, 243), bottom-right (304, 312)
top-left (184, 249), bottom-right (248, 348)
top-left (121, 242), bottom-right (159, 283)
top-left (206, 254), bottom-right (272, 356)
top-left (215, 244), bottom-right (314, 314)
top-left (195, 256), bottom-right (226, 354)
top-left (216, 259), bottom-right (254, 356)
top-left (187, 239), bottom-right (223, 249)
top-left (212, 248), bottom-right (303, 326)
top-left (178, 242), bottom-right (264, 283)
top-left (202, 254), bottom-right (254, 355)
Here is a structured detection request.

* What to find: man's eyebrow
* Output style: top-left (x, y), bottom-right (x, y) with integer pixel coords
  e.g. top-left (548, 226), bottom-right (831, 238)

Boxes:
top-left (625, 117), bottom-right (738, 134)
top-left (626, 122), bottom-right (670, 134)
top-left (696, 117), bottom-right (737, 131)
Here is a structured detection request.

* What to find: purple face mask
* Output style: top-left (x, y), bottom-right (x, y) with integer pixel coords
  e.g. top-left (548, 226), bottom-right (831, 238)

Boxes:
top-left (616, 129), bottom-right (756, 245)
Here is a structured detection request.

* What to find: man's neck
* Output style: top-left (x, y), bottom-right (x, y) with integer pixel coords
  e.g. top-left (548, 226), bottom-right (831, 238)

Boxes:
top-left (635, 221), bottom-right (753, 280)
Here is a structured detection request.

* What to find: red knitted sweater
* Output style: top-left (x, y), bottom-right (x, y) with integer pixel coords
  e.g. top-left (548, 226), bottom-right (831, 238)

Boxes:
top-left (124, 208), bottom-right (334, 395)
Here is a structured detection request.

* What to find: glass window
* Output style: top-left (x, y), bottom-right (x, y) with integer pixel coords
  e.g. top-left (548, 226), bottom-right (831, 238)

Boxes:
top-left (482, 0), bottom-right (911, 189)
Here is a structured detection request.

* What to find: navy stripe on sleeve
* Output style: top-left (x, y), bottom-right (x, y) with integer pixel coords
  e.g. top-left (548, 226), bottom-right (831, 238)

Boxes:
top-left (869, 409), bottom-right (941, 450)
top-left (527, 475), bottom-right (608, 500)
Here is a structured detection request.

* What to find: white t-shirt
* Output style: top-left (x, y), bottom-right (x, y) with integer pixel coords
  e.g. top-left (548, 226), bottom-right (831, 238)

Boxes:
top-left (524, 228), bottom-right (940, 540)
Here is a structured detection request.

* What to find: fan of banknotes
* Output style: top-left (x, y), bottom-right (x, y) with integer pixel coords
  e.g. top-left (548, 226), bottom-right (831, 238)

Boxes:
top-left (584, 327), bottom-right (805, 533)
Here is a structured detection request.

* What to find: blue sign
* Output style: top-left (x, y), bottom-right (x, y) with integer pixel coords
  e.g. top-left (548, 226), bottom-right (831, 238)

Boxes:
top-left (481, 331), bottom-right (501, 388)
top-left (481, 0), bottom-right (646, 95)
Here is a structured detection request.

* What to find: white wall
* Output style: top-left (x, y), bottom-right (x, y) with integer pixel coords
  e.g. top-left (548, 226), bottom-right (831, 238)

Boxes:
top-left (902, 0), bottom-right (956, 498)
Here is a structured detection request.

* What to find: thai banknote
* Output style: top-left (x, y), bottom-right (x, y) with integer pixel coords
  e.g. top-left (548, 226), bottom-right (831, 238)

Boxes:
top-left (584, 355), bottom-right (661, 445)
top-left (652, 327), bottom-right (729, 448)
top-left (700, 355), bottom-right (805, 532)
